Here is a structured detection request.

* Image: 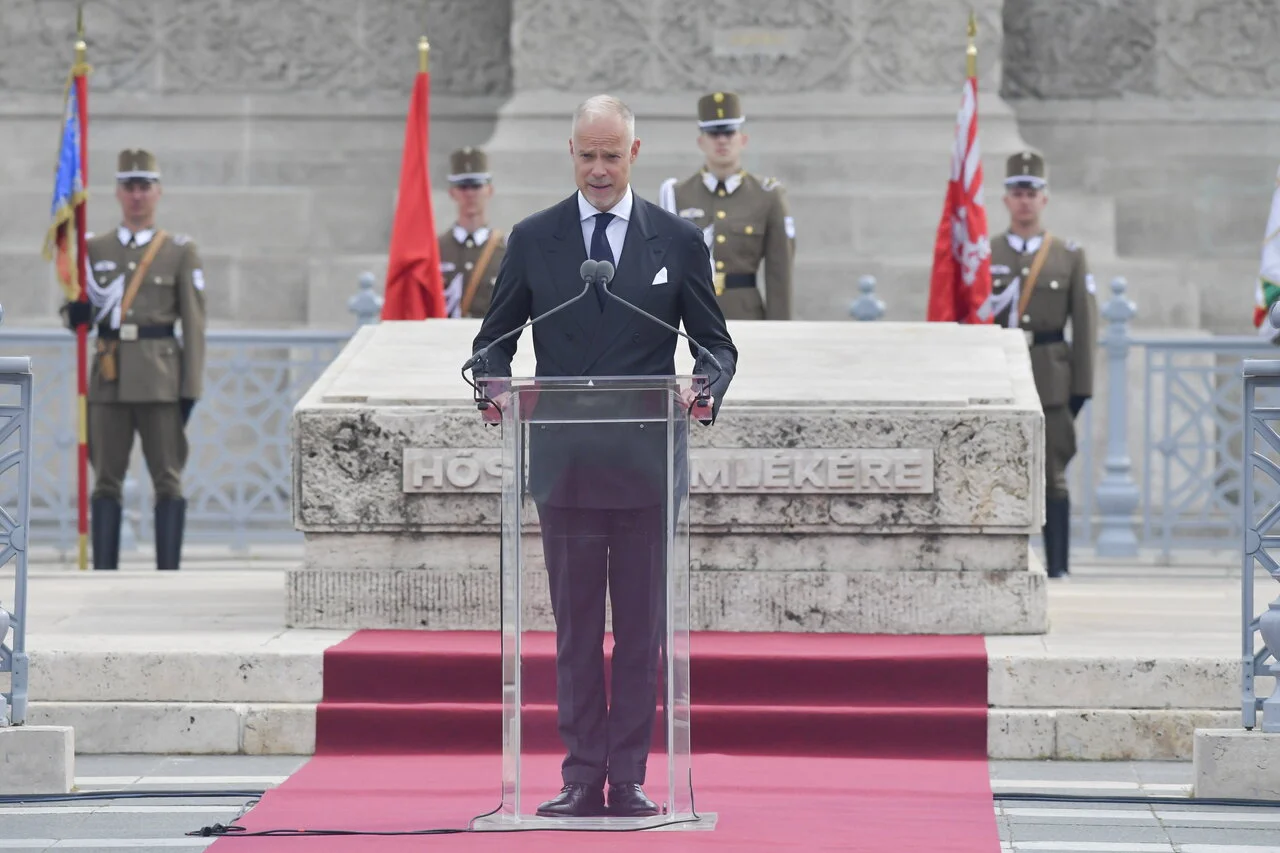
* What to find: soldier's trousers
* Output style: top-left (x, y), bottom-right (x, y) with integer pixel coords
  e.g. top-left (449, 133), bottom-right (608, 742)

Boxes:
top-left (1045, 405), bottom-right (1077, 501)
top-left (716, 287), bottom-right (766, 320)
top-left (89, 402), bottom-right (187, 502)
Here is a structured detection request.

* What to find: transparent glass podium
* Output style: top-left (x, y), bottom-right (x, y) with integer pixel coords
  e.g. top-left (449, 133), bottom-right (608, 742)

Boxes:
top-left (471, 374), bottom-right (715, 832)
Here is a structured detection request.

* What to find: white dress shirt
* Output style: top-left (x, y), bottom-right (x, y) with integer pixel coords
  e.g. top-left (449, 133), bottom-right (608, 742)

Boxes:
top-left (577, 185), bottom-right (633, 266)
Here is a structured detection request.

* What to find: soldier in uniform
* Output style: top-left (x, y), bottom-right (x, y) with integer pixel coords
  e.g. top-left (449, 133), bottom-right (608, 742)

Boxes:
top-left (439, 147), bottom-right (506, 318)
top-left (658, 91), bottom-right (794, 320)
top-left (982, 150), bottom-right (1097, 579)
top-left (60, 149), bottom-right (207, 571)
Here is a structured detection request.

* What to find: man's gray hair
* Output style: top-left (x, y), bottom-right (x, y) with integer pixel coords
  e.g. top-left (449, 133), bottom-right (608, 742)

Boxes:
top-left (572, 94), bottom-right (636, 142)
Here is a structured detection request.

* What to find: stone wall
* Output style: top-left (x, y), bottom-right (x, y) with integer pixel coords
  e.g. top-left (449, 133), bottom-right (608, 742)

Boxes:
top-left (1, 0), bottom-right (1276, 333)
top-left (0, 0), bottom-right (513, 97)
top-left (1002, 0), bottom-right (1280, 101)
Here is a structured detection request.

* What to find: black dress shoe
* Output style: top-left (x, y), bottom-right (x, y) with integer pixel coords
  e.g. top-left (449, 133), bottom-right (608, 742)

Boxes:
top-left (535, 783), bottom-right (605, 817)
top-left (607, 782), bottom-right (658, 817)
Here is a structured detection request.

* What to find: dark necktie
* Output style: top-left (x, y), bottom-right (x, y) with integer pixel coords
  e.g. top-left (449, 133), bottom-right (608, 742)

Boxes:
top-left (590, 212), bottom-right (615, 310)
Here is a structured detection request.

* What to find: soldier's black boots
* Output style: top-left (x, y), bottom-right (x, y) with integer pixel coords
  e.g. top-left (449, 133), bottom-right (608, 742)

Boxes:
top-left (155, 497), bottom-right (186, 571)
top-left (90, 496), bottom-right (122, 571)
top-left (1044, 497), bottom-right (1071, 578)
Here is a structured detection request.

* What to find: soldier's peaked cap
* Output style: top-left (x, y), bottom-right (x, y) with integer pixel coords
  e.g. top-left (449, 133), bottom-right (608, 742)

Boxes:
top-left (117, 149), bottom-right (160, 182)
top-left (448, 146), bottom-right (491, 185)
top-left (697, 92), bottom-right (745, 131)
top-left (1005, 150), bottom-right (1047, 189)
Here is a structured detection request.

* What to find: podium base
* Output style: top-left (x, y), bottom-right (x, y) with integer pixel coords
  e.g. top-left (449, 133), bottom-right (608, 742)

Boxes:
top-left (471, 812), bottom-right (718, 833)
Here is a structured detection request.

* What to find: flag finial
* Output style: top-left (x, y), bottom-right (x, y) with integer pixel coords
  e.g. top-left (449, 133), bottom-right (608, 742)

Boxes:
top-left (75, 3), bottom-right (86, 62)
top-left (966, 11), bottom-right (977, 78)
top-left (418, 35), bottom-right (429, 74)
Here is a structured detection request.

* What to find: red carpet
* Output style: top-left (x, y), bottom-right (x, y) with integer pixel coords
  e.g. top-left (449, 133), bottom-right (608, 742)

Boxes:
top-left (208, 631), bottom-right (999, 852)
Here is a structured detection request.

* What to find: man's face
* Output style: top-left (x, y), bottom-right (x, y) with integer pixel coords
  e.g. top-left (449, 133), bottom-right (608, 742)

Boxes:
top-left (449, 182), bottom-right (492, 219)
top-left (116, 179), bottom-right (161, 225)
top-left (697, 128), bottom-right (747, 171)
top-left (570, 114), bottom-right (640, 212)
top-left (1003, 185), bottom-right (1048, 228)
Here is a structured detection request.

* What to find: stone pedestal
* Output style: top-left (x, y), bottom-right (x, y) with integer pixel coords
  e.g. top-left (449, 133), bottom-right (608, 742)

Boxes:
top-left (1193, 729), bottom-right (1280, 800)
top-left (0, 726), bottom-right (74, 795)
top-left (290, 320), bottom-right (1046, 634)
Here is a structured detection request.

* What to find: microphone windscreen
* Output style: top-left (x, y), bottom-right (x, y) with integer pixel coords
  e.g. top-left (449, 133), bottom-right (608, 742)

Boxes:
top-left (579, 259), bottom-right (600, 281)
top-left (596, 261), bottom-right (616, 284)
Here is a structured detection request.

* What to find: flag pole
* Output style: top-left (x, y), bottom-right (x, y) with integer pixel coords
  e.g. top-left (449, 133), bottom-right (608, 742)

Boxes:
top-left (73, 5), bottom-right (90, 571)
top-left (419, 34), bottom-right (429, 73)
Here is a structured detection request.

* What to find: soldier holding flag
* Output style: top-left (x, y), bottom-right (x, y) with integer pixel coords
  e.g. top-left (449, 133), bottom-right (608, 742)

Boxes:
top-left (62, 149), bottom-right (207, 571)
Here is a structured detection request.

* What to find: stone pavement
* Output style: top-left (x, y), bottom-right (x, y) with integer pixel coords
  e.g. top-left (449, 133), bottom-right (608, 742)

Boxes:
top-left (2, 549), bottom-right (1276, 760)
top-left (2, 755), bottom-right (1280, 851)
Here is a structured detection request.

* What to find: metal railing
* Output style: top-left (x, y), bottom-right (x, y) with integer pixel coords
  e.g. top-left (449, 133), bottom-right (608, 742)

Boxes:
top-left (0, 274), bottom-right (1277, 558)
top-left (851, 275), bottom-right (1280, 557)
top-left (0, 305), bottom-right (33, 725)
top-left (1241, 358), bottom-right (1280, 731)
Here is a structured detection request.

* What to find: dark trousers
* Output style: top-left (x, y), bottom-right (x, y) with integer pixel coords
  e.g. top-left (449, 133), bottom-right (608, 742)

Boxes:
top-left (537, 503), bottom-right (665, 787)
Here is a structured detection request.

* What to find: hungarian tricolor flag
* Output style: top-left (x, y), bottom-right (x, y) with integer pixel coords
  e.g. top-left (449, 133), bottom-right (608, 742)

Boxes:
top-left (1253, 165), bottom-right (1280, 342)
top-left (381, 58), bottom-right (445, 320)
top-left (926, 75), bottom-right (992, 323)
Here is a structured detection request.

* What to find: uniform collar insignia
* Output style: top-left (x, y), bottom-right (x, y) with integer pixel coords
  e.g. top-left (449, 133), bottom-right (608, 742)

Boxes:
top-left (1005, 231), bottom-right (1044, 255)
top-left (452, 224), bottom-right (490, 246)
top-left (701, 170), bottom-right (743, 195)
top-left (117, 225), bottom-right (156, 247)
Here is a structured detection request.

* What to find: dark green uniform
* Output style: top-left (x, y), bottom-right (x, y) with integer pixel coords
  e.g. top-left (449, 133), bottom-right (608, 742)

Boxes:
top-left (984, 150), bottom-right (1097, 577)
top-left (440, 146), bottom-right (506, 318)
top-left (659, 91), bottom-right (795, 320)
top-left (68, 149), bottom-right (206, 572)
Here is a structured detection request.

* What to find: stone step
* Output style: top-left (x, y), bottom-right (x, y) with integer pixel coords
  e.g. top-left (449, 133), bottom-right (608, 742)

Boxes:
top-left (21, 701), bottom-right (1241, 761)
top-left (27, 646), bottom-right (1261, 710)
top-left (285, 567), bottom-right (1047, 634)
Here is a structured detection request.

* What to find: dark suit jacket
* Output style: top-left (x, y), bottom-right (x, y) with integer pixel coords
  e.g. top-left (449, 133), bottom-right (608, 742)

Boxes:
top-left (472, 191), bottom-right (738, 509)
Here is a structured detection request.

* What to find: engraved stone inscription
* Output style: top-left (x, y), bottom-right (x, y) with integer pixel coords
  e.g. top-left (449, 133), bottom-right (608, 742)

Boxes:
top-left (713, 28), bottom-right (806, 58)
top-left (402, 448), bottom-right (934, 495)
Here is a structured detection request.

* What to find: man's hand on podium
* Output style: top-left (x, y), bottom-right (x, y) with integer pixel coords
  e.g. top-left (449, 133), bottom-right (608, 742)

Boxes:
top-left (679, 386), bottom-right (714, 424)
top-left (480, 391), bottom-right (511, 426)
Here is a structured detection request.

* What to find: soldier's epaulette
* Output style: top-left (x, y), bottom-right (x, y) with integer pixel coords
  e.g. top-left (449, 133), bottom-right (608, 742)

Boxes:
top-left (172, 233), bottom-right (193, 246)
top-left (760, 176), bottom-right (783, 191)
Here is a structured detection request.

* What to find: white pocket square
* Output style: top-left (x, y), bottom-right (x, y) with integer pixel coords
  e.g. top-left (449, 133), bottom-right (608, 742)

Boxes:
top-left (651, 267), bottom-right (669, 286)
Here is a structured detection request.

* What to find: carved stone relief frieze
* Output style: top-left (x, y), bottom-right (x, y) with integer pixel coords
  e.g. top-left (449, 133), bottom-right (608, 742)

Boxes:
top-left (0, 0), bottom-right (512, 97)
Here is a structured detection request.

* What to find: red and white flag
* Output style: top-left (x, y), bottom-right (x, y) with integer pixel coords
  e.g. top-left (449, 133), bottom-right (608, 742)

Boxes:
top-left (926, 76), bottom-right (991, 323)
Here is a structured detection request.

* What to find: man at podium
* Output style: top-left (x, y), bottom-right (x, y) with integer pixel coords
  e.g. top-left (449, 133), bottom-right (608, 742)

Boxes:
top-left (471, 94), bottom-right (737, 818)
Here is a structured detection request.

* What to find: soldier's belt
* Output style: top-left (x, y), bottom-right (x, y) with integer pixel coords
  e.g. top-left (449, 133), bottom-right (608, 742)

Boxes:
top-left (1027, 330), bottom-right (1065, 347)
top-left (713, 272), bottom-right (757, 295)
top-left (97, 323), bottom-right (176, 342)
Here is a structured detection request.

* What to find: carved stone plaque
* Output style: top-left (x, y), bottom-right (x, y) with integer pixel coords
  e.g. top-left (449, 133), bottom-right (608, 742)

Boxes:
top-left (403, 448), bottom-right (934, 495)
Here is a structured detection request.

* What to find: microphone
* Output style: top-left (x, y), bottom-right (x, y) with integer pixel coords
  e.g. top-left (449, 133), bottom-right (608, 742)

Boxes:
top-left (462, 259), bottom-right (600, 375)
top-left (595, 261), bottom-right (723, 376)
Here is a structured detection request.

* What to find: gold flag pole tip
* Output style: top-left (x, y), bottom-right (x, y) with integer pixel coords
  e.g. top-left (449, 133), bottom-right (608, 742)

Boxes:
top-left (966, 11), bottom-right (978, 77)
top-left (418, 36), bottom-right (429, 73)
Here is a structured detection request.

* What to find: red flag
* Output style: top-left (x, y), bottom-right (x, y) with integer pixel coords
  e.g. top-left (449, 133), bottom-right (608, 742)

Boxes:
top-left (381, 67), bottom-right (445, 320)
top-left (926, 75), bottom-right (991, 323)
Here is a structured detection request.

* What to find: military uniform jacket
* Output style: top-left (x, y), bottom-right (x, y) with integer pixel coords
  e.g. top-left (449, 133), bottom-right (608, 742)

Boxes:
top-left (659, 170), bottom-right (794, 319)
top-left (987, 232), bottom-right (1097, 407)
top-left (439, 225), bottom-right (506, 318)
top-left (85, 226), bottom-right (207, 404)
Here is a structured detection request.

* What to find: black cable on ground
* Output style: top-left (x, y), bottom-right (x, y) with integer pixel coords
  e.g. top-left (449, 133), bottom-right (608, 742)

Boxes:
top-left (0, 790), bottom-right (266, 804)
top-left (995, 792), bottom-right (1280, 808)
